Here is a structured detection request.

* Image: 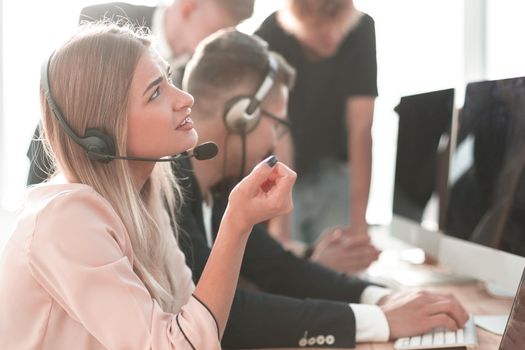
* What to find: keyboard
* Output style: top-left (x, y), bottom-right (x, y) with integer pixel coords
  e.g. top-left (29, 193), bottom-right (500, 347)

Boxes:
top-left (394, 315), bottom-right (478, 349)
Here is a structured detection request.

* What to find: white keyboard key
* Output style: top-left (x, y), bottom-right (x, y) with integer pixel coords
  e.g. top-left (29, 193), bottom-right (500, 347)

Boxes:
top-left (433, 329), bottom-right (444, 345)
top-left (456, 328), bottom-right (464, 343)
top-left (409, 335), bottom-right (421, 346)
top-left (399, 338), bottom-right (410, 347)
top-left (421, 332), bottom-right (433, 345)
top-left (394, 315), bottom-right (477, 350)
top-left (445, 331), bottom-right (456, 344)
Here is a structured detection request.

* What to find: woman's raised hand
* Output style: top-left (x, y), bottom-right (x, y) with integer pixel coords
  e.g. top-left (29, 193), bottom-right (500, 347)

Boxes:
top-left (226, 156), bottom-right (296, 233)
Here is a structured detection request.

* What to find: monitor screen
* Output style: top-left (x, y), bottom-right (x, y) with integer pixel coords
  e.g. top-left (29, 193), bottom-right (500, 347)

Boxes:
top-left (444, 77), bottom-right (525, 257)
top-left (500, 267), bottom-right (525, 349)
top-left (393, 88), bottom-right (454, 223)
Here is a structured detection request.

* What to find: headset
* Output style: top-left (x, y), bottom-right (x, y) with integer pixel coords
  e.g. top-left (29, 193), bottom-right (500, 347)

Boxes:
top-left (219, 55), bottom-right (279, 180)
top-left (40, 53), bottom-right (217, 163)
top-left (222, 55), bottom-right (278, 136)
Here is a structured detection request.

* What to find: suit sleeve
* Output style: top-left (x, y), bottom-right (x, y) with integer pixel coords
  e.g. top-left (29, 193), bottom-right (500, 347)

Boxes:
top-left (223, 289), bottom-right (357, 349)
top-left (180, 216), bottom-right (359, 348)
top-left (240, 224), bottom-right (374, 303)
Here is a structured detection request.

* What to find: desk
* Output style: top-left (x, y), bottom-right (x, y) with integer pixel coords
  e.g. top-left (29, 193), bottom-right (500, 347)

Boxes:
top-left (247, 281), bottom-right (512, 350)
top-left (246, 226), bottom-right (514, 350)
top-left (354, 282), bottom-right (512, 350)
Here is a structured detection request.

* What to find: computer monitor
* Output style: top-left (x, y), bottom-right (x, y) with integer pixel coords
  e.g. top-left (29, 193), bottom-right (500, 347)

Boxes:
top-left (393, 88), bottom-right (455, 225)
top-left (499, 266), bottom-right (525, 349)
top-left (440, 77), bottom-right (525, 293)
top-left (387, 79), bottom-right (525, 293)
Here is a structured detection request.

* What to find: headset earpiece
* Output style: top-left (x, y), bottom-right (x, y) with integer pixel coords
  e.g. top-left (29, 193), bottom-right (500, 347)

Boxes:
top-left (82, 129), bottom-right (116, 162)
top-left (223, 96), bottom-right (262, 135)
top-left (41, 53), bottom-right (118, 163)
top-left (222, 55), bottom-right (278, 136)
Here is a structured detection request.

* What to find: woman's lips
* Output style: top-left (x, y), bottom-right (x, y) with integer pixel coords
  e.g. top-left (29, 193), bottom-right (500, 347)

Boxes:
top-left (174, 107), bottom-right (194, 130)
top-left (175, 116), bottom-right (194, 130)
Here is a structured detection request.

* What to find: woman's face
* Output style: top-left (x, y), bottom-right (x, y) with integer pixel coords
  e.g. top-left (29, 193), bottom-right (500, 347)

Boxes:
top-left (126, 48), bottom-right (198, 160)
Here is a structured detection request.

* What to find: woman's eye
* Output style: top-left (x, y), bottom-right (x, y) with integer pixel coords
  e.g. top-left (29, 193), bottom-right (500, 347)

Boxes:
top-left (149, 87), bottom-right (160, 101)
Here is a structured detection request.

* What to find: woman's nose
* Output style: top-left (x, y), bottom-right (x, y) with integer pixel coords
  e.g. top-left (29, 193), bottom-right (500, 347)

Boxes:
top-left (171, 85), bottom-right (194, 110)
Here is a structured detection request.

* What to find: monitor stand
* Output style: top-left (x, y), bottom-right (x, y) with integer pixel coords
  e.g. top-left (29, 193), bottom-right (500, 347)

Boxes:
top-left (364, 249), bottom-right (476, 289)
top-left (474, 314), bottom-right (509, 335)
top-left (472, 282), bottom-right (514, 335)
top-left (485, 282), bottom-right (516, 298)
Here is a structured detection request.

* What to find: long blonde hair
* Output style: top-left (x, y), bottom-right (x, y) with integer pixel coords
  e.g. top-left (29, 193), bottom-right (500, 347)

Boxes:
top-left (41, 23), bottom-right (185, 312)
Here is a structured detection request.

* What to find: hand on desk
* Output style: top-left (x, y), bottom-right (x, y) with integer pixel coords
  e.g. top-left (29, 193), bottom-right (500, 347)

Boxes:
top-left (378, 290), bottom-right (469, 340)
top-left (310, 227), bottom-right (380, 275)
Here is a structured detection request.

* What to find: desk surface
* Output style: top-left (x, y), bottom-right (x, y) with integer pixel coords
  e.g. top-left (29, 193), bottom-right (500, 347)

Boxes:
top-left (253, 282), bottom-right (512, 350)
top-left (249, 225), bottom-right (515, 350)
top-left (354, 282), bottom-right (512, 350)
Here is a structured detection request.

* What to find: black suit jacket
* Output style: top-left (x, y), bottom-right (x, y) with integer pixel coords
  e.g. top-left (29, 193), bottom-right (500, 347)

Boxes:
top-left (175, 159), bottom-right (375, 348)
top-left (27, 2), bottom-right (156, 185)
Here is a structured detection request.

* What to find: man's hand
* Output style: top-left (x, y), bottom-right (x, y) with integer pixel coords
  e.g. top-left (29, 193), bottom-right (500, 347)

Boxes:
top-left (378, 290), bottom-right (469, 340)
top-left (310, 227), bottom-right (380, 274)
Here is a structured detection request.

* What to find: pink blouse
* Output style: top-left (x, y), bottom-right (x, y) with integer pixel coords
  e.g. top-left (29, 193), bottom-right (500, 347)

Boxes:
top-left (0, 182), bottom-right (220, 349)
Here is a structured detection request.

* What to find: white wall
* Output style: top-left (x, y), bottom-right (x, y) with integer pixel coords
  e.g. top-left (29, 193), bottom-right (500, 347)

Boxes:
top-left (0, 0), bottom-right (159, 211)
top-left (486, 0), bottom-right (525, 80)
top-left (2, 0), bottom-right (525, 225)
top-left (0, 0), bottom-right (4, 210)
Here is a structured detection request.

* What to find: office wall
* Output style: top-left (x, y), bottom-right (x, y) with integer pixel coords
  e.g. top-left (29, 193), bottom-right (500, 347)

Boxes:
top-left (1, 0), bottom-right (525, 222)
top-left (0, 0), bottom-right (4, 207)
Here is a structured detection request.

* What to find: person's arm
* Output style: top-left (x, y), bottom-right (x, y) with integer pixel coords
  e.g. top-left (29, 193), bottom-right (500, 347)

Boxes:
top-left (182, 207), bottom-right (365, 348)
top-left (194, 159), bottom-right (296, 337)
top-left (223, 288), bottom-right (358, 349)
top-left (346, 95), bottom-right (374, 234)
top-left (240, 224), bottom-right (374, 303)
top-left (267, 119), bottom-right (295, 243)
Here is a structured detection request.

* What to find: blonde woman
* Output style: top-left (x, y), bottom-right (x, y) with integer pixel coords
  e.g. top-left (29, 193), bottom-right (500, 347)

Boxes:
top-left (0, 24), bottom-right (295, 349)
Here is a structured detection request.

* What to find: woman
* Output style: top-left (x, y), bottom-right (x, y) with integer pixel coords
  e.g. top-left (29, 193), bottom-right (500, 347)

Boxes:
top-left (0, 23), bottom-right (295, 349)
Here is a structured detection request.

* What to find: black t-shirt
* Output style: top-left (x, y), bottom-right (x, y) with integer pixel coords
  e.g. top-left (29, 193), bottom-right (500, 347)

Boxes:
top-left (256, 12), bottom-right (378, 174)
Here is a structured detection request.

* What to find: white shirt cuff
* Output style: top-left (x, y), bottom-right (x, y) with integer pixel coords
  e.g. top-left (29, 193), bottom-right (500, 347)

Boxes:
top-left (350, 303), bottom-right (390, 342)
top-left (360, 286), bottom-right (392, 305)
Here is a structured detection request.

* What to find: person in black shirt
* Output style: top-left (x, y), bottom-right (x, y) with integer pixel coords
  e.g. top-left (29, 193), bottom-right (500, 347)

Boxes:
top-left (177, 27), bottom-right (469, 348)
top-left (256, 0), bottom-right (378, 255)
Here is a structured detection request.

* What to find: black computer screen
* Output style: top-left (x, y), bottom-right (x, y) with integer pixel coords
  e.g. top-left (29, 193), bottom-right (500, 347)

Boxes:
top-left (445, 77), bottom-right (525, 257)
top-left (499, 267), bottom-right (525, 349)
top-left (393, 88), bottom-right (454, 223)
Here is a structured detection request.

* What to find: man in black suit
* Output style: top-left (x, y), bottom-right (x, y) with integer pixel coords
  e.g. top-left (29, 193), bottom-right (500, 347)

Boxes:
top-left (177, 28), bottom-right (469, 348)
top-left (27, 0), bottom-right (254, 185)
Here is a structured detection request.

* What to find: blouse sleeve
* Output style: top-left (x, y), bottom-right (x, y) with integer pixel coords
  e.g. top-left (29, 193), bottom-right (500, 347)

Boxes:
top-left (27, 188), bottom-right (220, 350)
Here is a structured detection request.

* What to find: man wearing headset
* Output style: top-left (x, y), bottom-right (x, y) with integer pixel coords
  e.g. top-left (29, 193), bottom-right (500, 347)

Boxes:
top-left (176, 28), bottom-right (469, 349)
top-left (26, 0), bottom-right (254, 184)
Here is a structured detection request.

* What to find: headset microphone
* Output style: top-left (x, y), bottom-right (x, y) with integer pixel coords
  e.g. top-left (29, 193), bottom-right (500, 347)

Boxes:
top-left (88, 142), bottom-right (218, 162)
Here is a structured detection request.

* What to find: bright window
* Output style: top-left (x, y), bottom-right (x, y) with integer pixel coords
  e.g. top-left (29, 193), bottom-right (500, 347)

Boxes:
top-left (2, 0), bottom-right (525, 227)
